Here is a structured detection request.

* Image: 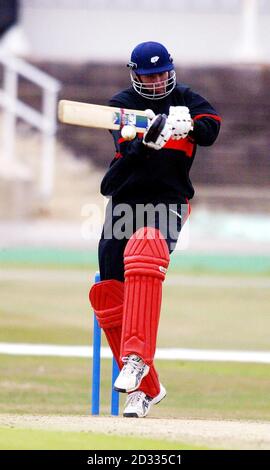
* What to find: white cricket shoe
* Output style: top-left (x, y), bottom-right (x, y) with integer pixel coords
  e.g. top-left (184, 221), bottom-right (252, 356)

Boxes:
top-left (123, 384), bottom-right (166, 418)
top-left (114, 354), bottom-right (150, 393)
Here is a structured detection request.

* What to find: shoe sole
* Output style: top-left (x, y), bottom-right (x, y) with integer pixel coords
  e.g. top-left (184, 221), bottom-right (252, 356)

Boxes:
top-left (123, 389), bottom-right (167, 418)
top-left (114, 386), bottom-right (128, 393)
top-left (152, 390), bottom-right (166, 406)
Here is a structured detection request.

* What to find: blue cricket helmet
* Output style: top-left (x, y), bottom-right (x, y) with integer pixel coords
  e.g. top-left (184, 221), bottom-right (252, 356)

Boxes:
top-left (127, 41), bottom-right (174, 75)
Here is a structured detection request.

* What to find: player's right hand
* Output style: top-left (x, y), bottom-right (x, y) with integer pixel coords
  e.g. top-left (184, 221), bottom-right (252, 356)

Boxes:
top-left (143, 109), bottom-right (172, 150)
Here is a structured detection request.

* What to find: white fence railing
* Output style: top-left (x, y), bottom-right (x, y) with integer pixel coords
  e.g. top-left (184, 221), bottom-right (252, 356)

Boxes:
top-left (0, 51), bottom-right (61, 202)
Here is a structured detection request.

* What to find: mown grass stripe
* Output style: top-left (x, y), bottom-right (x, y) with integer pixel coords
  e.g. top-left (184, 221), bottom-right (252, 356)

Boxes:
top-left (1, 248), bottom-right (270, 274)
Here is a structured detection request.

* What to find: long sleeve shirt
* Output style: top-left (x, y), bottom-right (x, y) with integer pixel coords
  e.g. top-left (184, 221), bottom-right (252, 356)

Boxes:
top-left (101, 84), bottom-right (221, 204)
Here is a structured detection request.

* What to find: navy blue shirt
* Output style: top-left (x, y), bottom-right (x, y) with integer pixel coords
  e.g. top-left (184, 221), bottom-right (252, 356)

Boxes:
top-left (101, 84), bottom-right (221, 204)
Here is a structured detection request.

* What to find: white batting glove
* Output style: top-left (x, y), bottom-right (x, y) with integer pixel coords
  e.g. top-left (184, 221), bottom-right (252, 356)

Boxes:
top-left (143, 109), bottom-right (172, 150)
top-left (167, 106), bottom-right (193, 140)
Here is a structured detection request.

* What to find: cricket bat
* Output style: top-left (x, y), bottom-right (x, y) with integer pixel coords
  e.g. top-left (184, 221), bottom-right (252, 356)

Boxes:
top-left (58, 100), bottom-right (149, 132)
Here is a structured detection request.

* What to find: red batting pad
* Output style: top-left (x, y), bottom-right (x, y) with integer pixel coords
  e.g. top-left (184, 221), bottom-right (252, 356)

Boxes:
top-left (121, 227), bottom-right (170, 366)
top-left (89, 279), bottom-right (124, 367)
top-left (89, 277), bottom-right (161, 397)
top-left (89, 279), bottom-right (124, 328)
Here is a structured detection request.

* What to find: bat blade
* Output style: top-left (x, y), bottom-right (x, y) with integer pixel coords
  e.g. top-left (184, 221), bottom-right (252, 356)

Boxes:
top-left (58, 100), bottom-right (149, 132)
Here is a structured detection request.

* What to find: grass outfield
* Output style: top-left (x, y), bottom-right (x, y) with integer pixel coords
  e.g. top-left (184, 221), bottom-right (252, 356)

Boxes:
top-left (0, 427), bottom-right (203, 450)
top-left (0, 266), bottom-right (270, 350)
top-left (1, 355), bottom-right (270, 421)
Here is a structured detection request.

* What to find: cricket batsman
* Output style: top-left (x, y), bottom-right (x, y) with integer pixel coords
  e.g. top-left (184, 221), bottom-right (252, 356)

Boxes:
top-left (89, 41), bottom-right (221, 417)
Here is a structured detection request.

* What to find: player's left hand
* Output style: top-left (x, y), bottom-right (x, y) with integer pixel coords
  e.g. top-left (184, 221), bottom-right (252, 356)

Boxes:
top-left (167, 106), bottom-right (193, 140)
top-left (143, 109), bottom-right (172, 150)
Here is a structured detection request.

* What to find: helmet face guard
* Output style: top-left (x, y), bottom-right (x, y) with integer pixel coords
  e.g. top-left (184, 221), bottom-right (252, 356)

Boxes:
top-left (130, 69), bottom-right (176, 100)
top-left (127, 41), bottom-right (177, 100)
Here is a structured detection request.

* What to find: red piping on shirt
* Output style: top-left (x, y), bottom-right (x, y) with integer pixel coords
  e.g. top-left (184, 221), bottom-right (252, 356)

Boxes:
top-left (193, 114), bottom-right (222, 122)
top-left (132, 133), bottom-right (195, 158)
top-left (115, 152), bottom-right (123, 159)
top-left (163, 137), bottom-right (194, 156)
top-left (118, 137), bottom-right (127, 144)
